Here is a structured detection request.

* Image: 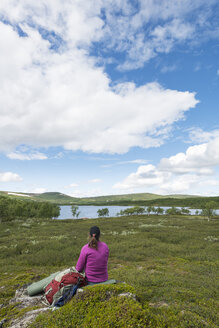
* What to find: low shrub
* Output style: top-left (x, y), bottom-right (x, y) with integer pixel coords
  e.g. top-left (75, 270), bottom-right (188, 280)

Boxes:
top-left (29, 284), bottom-right (217, 328)
top-left (29, 284), bottom-right (158, 328)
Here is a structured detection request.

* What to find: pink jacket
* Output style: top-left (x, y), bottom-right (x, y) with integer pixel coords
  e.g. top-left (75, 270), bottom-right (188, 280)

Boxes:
top-left (76, 241), bottom-right (109, 282)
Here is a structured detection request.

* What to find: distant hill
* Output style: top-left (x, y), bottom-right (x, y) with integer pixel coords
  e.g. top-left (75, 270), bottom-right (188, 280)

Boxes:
top-left (1, 191), bottom-right (196, 203)
top-left (1, 190), bottom-right (219, 208)
top-left (35, 192), bottom-right (78, 203)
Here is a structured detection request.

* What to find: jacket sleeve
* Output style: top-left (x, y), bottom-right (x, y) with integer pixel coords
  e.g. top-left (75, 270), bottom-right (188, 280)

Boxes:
top-left (76, 246), bottom-right (87, 272)
top-left (105, 244), bottom-right (109, 259)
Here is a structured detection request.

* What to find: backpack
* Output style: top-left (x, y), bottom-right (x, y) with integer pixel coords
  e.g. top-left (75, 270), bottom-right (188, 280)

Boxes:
top-left (44, 267), bottom-right (87, 306)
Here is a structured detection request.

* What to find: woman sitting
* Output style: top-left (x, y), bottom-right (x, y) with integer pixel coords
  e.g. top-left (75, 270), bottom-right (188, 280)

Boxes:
top-left (76, 226), bottom-right (109, 285)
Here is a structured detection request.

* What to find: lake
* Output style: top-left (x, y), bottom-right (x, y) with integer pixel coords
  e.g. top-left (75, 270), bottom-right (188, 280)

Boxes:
top-left (55, 205), bottom-right (215, 219)
top-left (56, 205), bottom-right (134, 219)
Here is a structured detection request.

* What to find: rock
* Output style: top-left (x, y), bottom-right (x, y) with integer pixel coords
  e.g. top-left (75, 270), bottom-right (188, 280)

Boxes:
top-left (9, 286), bottom-right (45, 309)
top-left (0, 319), bottom-right (7, 328)
top-left (8, 286), bottom-right (50, 328)
top-left (9, 308), bottom-right (49, 328)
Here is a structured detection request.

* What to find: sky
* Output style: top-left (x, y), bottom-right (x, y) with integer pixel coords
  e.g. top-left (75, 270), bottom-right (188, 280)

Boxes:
top-left (0, 0), bottom-right (219, 197)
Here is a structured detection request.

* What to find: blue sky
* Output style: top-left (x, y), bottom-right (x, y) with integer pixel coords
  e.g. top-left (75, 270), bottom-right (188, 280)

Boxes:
top-left (0, 0), bottom-right (218, 197)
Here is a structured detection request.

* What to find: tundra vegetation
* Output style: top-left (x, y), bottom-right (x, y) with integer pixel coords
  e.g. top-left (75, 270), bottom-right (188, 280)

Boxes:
top-left (0, 198), bottom-right (218, 327)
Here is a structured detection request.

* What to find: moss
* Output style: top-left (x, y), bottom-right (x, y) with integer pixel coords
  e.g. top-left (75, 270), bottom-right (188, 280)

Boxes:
top-left (28, 284), bottom-right (218, 328)
top-left (29, 284), bottom-right (160, 328)
top-left (78, 283), bottom-right (136, 301)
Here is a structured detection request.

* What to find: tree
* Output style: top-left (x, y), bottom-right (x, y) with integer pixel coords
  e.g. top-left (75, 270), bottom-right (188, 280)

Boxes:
top-left (201, 201), bottom-right (217, 221)
top-left (117, 209), bottom-right (124, 216)
top-left (133, 206), bottom-right (145, 215)
top-left (181, 207), bottom-right (190, 215)
top-left (146, 206), bottom-right (152, 216)
top-left (0, 197), bottom-right (9, 220)
top-left (156, 207), bottom-right (164, 215)
top-left (52, 205), bottom-right (60, 218)
top-left (0, 196), bottom-right (59, 221)
top-left (165, 207), bottom-right (181, 215)
top-left (97, 208), bottom-right (109, 217)
top-left (116, 206), bottom-right (145, 216)
top-left (71, 205), bottom-right (80, 218)
top-left (151, 206), bottom-right (156, 214)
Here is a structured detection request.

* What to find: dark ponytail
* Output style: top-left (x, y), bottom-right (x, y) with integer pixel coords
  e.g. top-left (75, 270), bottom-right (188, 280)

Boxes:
top-left (88, 226), bottom-right (100, 250)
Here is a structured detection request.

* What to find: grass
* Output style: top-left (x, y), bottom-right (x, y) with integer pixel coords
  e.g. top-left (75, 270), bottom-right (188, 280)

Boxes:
top-left (0, 215), bottom-right (218, 327)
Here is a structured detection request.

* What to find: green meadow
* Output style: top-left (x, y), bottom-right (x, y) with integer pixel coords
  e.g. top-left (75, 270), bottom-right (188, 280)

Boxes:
top-left (0, 215), bottom-right (218, 327)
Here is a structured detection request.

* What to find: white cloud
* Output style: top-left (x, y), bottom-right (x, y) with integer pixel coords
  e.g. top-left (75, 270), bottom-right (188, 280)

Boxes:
top-left (53, 152), bottom-right (64, 159)
top-left (88, 179), bottom-right (102, 183)
top-left (69, 183), bottom-right (79, 188)
top-left (0, 172), bottom-right (22, 182)
top-left (66, 188), bottom-right (102, 198)
top-left (31, 188), bottom-right (47, 194)
top-left (149, 19), bottom-right (194, 55)
top-left (64, 183), bottom-right (79, 189)
top-left (120, 159), bottom-right (149, 165)
top-left (187, 128), bottom-right (219, 143)
top-left (152, 19), bottom-right (194, 41)
top-left (102, 159), bottom-right (149, 168)
top-left (104, 0), bottom-right (218, 69)
top-left (0, 1), bottom-right (202, 154)
top-left (159, 137), bottom-right (219, 173)
top-left (0, 0), bottom-right (104, 47)
top-left (7, 151), bottom-right (48, 160)
top-left (161, 175), bottom-right (199, 193)
top-left (113, 164), bottom-right (169, 190)
top-left (159, 174), bottom-right (219, 195)
top-left (217, 69), bottom-right (219, 75)
top-left (0, 1), bottom-right (217, 72)
top-left (0, 22), bottom-right (198, 153)
top-left (161, 64), bottom-right (177, 73)
top-left (113, 135), bottom-right (219, 194)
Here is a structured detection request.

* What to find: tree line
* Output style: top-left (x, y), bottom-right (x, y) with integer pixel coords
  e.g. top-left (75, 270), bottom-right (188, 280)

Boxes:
top-left (94, 203), bottom-right (218, 219)
top-left (0, 196), bottom-right (60, 221)
top-left (74, 196), bottom-right (219, 208)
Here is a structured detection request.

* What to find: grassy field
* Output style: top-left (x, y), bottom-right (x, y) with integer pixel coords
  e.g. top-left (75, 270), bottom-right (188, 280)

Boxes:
top-left (0, 215), bottom-right (218, 327)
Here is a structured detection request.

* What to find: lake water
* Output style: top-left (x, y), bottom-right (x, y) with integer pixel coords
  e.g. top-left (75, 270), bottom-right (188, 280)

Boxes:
top-left (56, 205), bottom-right (134, 219)
top-left (55, 205), bottom-right (216, 219)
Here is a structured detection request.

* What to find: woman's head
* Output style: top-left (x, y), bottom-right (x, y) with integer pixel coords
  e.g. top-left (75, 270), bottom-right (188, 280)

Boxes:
top-left (90, 226), bottom-right (100, 240)
top-left (88, 226), bottom-right (100, 249)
